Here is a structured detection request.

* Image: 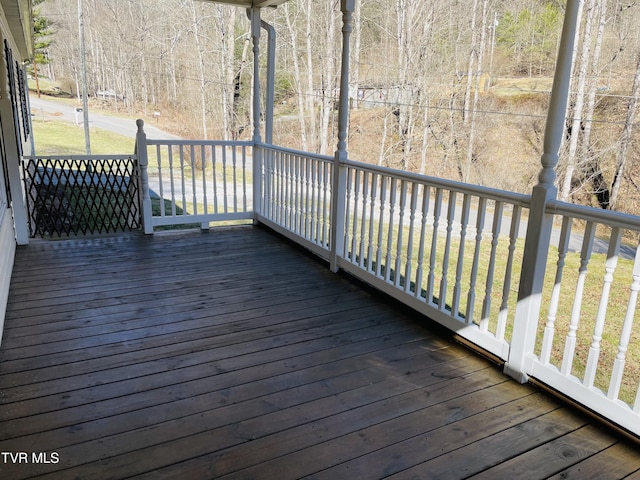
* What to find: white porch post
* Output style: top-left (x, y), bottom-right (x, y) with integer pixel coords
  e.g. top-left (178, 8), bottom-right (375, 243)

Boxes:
top-left (250, 7), bottom-right (263, 220)
top-left (329, 0), bottom-right (355, 273)
top-left (505, 0), bottom-right (582, 382)
top-left (261, 19), bottom-right (276, 145)
top-left (135, 119), bottom-right (154, 234)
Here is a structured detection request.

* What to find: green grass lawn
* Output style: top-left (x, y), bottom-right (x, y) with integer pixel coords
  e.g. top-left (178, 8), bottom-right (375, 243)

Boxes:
top-left (32, 118), bottom-right (136, 155)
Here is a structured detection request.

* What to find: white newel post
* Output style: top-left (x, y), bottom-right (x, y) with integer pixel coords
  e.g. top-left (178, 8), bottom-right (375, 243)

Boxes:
top-left (330, 0), bottom-right (355, 273)
top-left (505, 0), bottom-right (582, 382)
top-left (250, 8), bottom-right (263, 220)
top-left (136, 119), bottom-right (154, 234)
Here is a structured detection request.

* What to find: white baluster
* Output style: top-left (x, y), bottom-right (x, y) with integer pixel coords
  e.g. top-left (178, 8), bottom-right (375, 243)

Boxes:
top-left (305, 157), bottom-right (312, 239)
top-left (292, 154), bottom-right (299, 231)
top-left (155, 145), bottom-right (166, 218)
top-left (350, 169), bottom-right (361, 262)
top-left (344, 167), bottom-right (354, 259)
top-left (212, 145), bottom-right (218, 215)
top-left (608, 243), bottom-right (640, 401)
top-left (277, 151), bottom-right (284, 225)
top-left (440, 191), bottom-right (457, 312)
top-left (367, 173), bottom-right (378, 273)
top-left (168, 145), bottom-right (177, 216)
top-left (584, 227), bottom-right (621, 388)
top-left (242, 145), bottom-right (248, 212)
top-left (540, 216), bottom-right (572, 364)
top-left (285, 153), bottom-right (292, 228)
top-left (385, 178), bottom-right (397, 283)
top-left (281, 152), bottom-right (287, 226)
top-left (427, 188), bottom-right (443, 305)
top-left (179, 144), bottom-right (187, 214)
top-left (232, 146), bottom-right (238, 213)
top-left (321, 162), bottom-right (329, 247)
top-left (189, 145), bottom-right (197, 216)
top-left (480, 201), bottom-right (503, 332)
top-left (395, 180), bottom-right (408, 288)
top-left (496, 205), bottom-right (522, 341)
top-left (359, 171), bottom-right (370, 268)
top-left (311, 159), bottom-right (319, 242)
top-left (466, 197), bottom-right (487, 324)
top-left (404, 183), bottom-right (419, 294)
top-left (265, 148), bottom-right (273, 219)
top-left (375, 175), bottom-right (387, 278)
top-left (415, 185), bottom-right (430, 299)
top-left (201, 145), bottom-right (208, 215)
top-left (452, 194), bottom-right (471, 318)
top-left (561, 221), bottom-right (596, 376)
top-left (222, 146), bottom-right (229, 214)
top-left (294, 154), bottom-right (301, 234)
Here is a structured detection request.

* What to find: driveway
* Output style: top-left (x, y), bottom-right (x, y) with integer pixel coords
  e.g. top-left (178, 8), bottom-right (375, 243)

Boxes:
top-left (29, 96), bottom-right (181, 140)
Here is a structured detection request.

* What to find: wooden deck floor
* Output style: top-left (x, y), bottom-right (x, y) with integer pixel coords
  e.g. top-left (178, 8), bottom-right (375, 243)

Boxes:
top-left (1, 225), bottom-right (639, 479)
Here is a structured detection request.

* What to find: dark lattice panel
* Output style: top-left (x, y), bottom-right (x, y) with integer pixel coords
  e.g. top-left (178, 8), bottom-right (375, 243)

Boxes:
top-left (22, 156), bottom-right (141, 237)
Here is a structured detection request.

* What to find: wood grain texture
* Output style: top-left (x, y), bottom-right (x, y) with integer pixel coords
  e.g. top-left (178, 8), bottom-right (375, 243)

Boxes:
top-left (0, 225), bottom-right (638, 480)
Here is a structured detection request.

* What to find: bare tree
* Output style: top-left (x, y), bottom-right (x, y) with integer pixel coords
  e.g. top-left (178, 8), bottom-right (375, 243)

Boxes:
top-left (610, 49), bottom-right (640, 210)
top-left (561, 0), bottom-right (597, 202)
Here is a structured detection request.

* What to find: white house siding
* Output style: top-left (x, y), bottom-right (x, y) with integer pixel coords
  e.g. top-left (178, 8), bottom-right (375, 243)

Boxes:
top-left (0, 0), bottom-right (33, 345)
top-left (0, 209), bottom-right (15, 345)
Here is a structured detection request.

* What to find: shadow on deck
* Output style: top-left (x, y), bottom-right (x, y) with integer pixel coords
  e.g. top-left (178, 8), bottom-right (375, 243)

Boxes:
top-left (1, 225), bottom-right (639, 479)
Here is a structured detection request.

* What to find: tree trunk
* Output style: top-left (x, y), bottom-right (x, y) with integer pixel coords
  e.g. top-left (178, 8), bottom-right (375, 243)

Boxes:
top-left (463, 0), bottom-right (480, 126)
top-left (581, 0), bottom-right (609, 208)
top-left (419, 102), bottom-right (430, 175)
top-left (285, 3), bottom-right (308, 151)
top-left (610, 49), bottom-right (640, 210)
top-left (190, 1), bottom-right (208, 140)
top-left (352, 0), bottom-right (362, 109)
top-left (305, 1), bottom-right (317, 150)
top-left (560, 0), bottom-right (593, 202)
top-left (465, 0), bottom-right (489, 183)
top-left (319, 3), bottom-right (336, 155)
top-left (379, 109), bottom-right (390, 166)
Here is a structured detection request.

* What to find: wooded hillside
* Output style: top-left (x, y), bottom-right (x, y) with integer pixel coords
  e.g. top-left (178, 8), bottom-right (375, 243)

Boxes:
top-left (37, 0), bottom-right (640, 213)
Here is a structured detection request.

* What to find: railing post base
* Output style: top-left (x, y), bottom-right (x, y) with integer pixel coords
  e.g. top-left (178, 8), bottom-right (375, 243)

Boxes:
top-left (503, 364), bottom-right (530, 384)
top-left (329, 161), bottom-right (347, 274)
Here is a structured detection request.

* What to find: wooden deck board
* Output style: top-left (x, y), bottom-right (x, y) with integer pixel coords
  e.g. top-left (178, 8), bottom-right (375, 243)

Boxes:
top-left (1, 226), bottom-right (638, 479)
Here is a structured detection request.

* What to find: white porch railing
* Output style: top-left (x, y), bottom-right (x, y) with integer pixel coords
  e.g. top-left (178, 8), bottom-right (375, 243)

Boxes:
top-left (527, 200), bottom-right (640, 435)
top-left (135, 121), bottom-right (640, 437)
top-left (256, 144), bottom-right (334, 259)
top-left (336, 159), bottom-right (530, 360)
top-left (135, 120), bottom-right (253, 232)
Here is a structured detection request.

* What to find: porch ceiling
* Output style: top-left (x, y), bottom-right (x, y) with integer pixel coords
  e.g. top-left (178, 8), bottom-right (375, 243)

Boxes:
top-left (0, 0), bottom-right (33, 61)
top-left (194, 0), bottom-right (290, 7)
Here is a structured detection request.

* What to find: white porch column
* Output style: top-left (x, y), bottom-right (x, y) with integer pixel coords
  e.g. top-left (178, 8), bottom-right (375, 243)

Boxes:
top-left (261, 19), bottom-right (276, 145)
top-left (329, 0), bottom-right (355, 273)
top-left (250, 7), bottom-right (263, 219)
top-left (505, 0), bottom-right (582, 382)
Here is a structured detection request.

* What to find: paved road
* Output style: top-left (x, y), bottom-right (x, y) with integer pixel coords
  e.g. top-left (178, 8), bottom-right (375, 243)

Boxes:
top-left (29, 96), bottom-right (181, 140)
